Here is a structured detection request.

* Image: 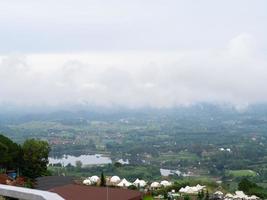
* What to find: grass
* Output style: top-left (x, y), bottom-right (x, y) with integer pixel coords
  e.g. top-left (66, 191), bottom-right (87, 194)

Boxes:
top-left (257, 182), bottom-right (267, 188)
top-left (177, 151), bottom-right (199, 160)
top-left (153, 151), bottom-right (199, 162)
top-left (226, 170), bottom-right (257, 177)
top-left (143, 195), bottom-right (153, 200)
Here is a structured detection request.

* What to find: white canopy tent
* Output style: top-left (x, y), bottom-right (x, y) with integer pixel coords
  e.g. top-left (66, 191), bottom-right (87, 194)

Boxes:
top-left (82, 179), bottom-right (92, 185)
top-left (151, 182), bottom-right (160, 188)
top-left (110, 176), bottom-right (121, 184)
top-left (133, 179), bottom-right (146, 187)
top-left (117, 178), bottom-right (132, 187)
top-left (160, 180), bottom-right (171, 187)
top-left (179, 185), bottom-right (206, 194)
top-left (225, 193), bottom-right (234, 199)
top-left (214, 191), bottom-right (224, 196)
top-left (89, 176), bottom-right (100, 183)
top-left (233, 191), bottom-right (259, 200)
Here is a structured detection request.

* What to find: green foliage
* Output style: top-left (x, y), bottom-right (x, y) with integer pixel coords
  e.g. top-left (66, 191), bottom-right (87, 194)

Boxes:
top-left (143, 196), bottom-right (153, 200)
top-left (198, 190), bottom-right (205, 200)
top-left (238, 178), bottom-right (267, 199)
top-left (238, 178), bottom-right (257, 191)
top-left (205, 190), bottom-right (210, 200)
top-left (226, 170), bottom-right (257, 178)
top-left (201, 190), bottom-right (205, 199)
top-left (21, 139), bottom-right (50, 179)
top-left (0, 134), bottom-right (21, 170)
top-left (114, 162), bottom-right (122, 168)
top-left (75, 160), bottom-right (82, 170)
top-left (23, 179), bottom-right (34, 188)
top-left (0, 134), bottom-right (51, 180)
top-left (197, 191), bottom-right (202, 200)
top-left (184, 195), bottom-right (190, 200)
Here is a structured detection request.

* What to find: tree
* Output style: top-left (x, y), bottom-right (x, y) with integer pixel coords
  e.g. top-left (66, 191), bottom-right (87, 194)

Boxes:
top-left (197, 191), bottom-right (202, 200)
top-left (21, 139), bottom-right (50, 179)
top-left (197, 190), bottom-right (205, 200)
top-left (184, 195), bottom-right (190, 200)
top-left (75, 160), bottom-right (82, 169)
top-left (238, 178), bottom-right (256, 192)
top-left (201, 190), bottom-right (205, 199)
top-left (100, 172), bottom-right (106, 187)
top-left (0, 134), bottom-right (22, 170)
top-left (114, 162), bottom-right (122, 168)
top-left (205, 190), bottom-right (210, 200)
top-left (238, 178), bottom-right (267, 199)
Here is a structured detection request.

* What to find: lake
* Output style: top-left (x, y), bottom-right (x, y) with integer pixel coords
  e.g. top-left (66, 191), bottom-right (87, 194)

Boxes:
top-left (49, 154), bottom-right (112, 167)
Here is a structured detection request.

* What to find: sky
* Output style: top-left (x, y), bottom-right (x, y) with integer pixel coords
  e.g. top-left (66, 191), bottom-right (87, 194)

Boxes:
top-left (0, 0), bottom-right (267, 108)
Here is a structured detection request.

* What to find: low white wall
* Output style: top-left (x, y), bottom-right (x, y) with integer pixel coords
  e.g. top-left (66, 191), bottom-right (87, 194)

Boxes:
top-left (0, 184), bottom-right (65, 200)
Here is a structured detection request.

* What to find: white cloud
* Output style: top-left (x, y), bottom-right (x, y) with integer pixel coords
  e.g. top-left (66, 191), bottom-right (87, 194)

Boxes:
top-left (0, 34), bottom-right (266, 108)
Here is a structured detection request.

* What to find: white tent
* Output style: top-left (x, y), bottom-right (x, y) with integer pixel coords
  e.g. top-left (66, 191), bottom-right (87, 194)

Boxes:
top-left (90, 176), bottom-right (100, 183)
top-left (196, 184), bottom-right (205, 190)
top-left (160, 180), bottom-right (171, 187)
top-left (179, 187), bottom-right (187, 193)
top-left (82, 179), bottom-right (92, 185)
top-left (138, 180), bottom-right (147, 187)
top-left (187, 187), bottom-right (198, 194)
top-left (117, 178), bottom-right (132, 187)
top-left (151, 182), bottom-right (160, 188)
top-left (133, 179), bottom-right (146, 187)
top-left (233, 191), bottom-right (259, 200)
top-left (248, 195), bottom-right (259, 200)
top-left (110, 176), bottom-right (121, 184)
top-left (234, 191), bottom-right (248, 199)
top-left (133, 179), bottom-right (140, 185)
top-left (225, 193), bottom-right (234, 199)
top-left (214, 191), bottom-right (224, 196)
top-left (179, 185), bottom-right (206, 194)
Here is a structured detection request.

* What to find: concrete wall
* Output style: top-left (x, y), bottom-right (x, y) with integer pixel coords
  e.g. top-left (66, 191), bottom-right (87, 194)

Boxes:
top-left (0, 184), bottom-right (65, 200)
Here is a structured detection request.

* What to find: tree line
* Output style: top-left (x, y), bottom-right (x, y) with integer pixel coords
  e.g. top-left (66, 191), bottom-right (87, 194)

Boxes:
top-left (0, 134), bottom-right (50, 180)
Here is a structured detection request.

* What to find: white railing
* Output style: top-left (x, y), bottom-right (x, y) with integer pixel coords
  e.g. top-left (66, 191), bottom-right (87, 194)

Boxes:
top-left (0, 184), bottom-right (65, 200)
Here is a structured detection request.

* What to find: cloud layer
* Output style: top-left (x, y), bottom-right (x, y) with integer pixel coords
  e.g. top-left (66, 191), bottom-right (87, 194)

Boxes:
top-left (0, 1), bottom-right (267, 108)
top-left (0, 34), bottom-right (266, 108)
top-left (0, 0), bottom-right (266, 53)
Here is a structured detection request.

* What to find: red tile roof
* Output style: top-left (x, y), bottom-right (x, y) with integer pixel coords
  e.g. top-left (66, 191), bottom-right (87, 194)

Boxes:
top-left (0, 174), bottom-right (26, 186)
top-left (0, 174), bottom-right (11, 184)
top-left (50, 184), bottom-right (142, 200)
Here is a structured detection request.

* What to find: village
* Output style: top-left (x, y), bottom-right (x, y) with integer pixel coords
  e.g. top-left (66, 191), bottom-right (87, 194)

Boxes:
top-left (80, 175), bottom-right (261, 200)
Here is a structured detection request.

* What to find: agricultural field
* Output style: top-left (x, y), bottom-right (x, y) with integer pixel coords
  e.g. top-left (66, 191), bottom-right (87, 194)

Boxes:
top-left (226, 170), bottom-right (257, 177)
